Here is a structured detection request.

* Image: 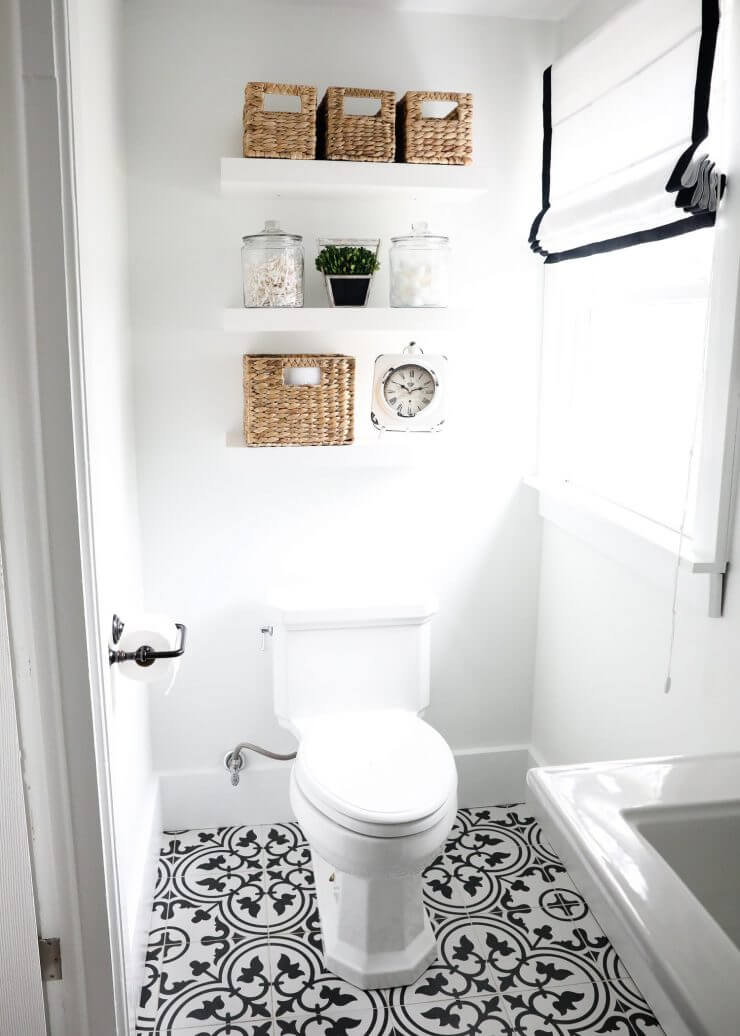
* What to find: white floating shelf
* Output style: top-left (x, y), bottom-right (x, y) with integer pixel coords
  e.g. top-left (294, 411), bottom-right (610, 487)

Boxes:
top-left (222, 307), bottom-right (469, 333)
top-left (225, 431), bottom-right (448, 468)
top-left (220, 157), bottom-right (489, 203)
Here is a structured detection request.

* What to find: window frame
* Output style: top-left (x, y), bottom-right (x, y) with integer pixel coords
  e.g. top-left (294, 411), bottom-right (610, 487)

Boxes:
top-left (528, 1), bottom-right (740, 618)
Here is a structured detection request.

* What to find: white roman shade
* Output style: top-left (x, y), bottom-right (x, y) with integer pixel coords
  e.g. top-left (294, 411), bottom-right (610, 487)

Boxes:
top-left (530, 0), bottom-right (726, 263)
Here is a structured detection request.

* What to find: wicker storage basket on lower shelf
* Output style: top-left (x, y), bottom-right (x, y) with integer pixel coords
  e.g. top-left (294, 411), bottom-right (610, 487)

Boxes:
top-left (243, 82), bottom-right (317, 160)
top-left (317, 87), bottom-right (396, 163)
top-left (396, 91), bottom-right (473, 165)
top-left (243, 354), bottom-right (355, 446)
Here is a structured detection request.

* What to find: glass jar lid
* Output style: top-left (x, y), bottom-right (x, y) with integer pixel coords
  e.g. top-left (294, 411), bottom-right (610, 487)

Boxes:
top-left (242, 219), bottom-right (302, 245)
top-left (391, 221), bottom-right (449, 247)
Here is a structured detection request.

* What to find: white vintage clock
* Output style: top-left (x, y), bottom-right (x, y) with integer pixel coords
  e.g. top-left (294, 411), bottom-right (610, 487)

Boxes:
top-left (371, 342), bottom-right (447, 433)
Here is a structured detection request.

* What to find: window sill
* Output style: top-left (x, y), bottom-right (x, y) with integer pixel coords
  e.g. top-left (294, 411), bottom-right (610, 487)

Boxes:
top-left (523, 476), bottom-right (726, 616)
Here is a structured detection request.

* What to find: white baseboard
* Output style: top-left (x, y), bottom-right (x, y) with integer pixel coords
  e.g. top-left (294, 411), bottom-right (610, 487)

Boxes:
top-left (454, 744), bottom-right (537, 808)
top-left (523, 744), bottom-right (550, 819)
top-left (159, 744), bottom-right (539, 831)
top-left (527, 743), bottom-right (549, 768)
top-left (126, 781), bottom-right (162, 1033)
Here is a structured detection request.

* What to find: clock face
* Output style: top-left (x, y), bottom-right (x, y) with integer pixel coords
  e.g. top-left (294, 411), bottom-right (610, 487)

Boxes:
top-left (382, 363), bottom-right (436, 419)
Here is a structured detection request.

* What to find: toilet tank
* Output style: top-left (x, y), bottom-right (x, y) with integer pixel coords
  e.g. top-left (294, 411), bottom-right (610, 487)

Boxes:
top-left (270, 598), bottom-right (437, 735)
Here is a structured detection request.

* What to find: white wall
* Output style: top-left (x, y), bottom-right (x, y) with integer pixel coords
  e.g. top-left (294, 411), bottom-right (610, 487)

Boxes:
top-left (67, 0), bottom-right (158, 1019)
top-left (123, 0), bottom-right (553, 807)
top-left (556, 0), bottom-right (631, 51)
top-left (532, 521), bottom-right (740, 764)
top-left (530, 0), bottom-right (740, 767)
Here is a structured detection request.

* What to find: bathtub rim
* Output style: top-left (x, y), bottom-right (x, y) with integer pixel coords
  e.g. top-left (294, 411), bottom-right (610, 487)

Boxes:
top-left (527, 751), bottom-right (740, 1036)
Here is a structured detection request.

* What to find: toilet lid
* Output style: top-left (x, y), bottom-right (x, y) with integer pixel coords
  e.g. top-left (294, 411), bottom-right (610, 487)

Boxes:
top-left (294, 710), bottom-right (457, 827)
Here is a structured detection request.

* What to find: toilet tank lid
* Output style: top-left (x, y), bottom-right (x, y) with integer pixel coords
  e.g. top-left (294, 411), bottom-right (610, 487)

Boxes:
top-left (271, 597), bottom-right (438, 630)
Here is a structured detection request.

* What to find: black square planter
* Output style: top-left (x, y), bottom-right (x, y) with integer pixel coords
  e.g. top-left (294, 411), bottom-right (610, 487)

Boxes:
top-left (325, 275), bottom-right (373, 307)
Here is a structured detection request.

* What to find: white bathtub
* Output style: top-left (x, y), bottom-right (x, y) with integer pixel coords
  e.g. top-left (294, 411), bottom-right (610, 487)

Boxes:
top-left (527, 753), bottom-right (740, 1036)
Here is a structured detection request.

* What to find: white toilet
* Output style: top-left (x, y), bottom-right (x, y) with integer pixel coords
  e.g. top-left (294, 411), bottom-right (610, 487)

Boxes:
top-left (271, 598), bottom-right (457, 990)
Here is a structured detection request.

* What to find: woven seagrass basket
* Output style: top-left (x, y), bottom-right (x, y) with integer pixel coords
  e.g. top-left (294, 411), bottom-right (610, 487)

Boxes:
top-left (317, 87), bottom-right (395, 163)
top-left (243, 354), bottom-right (355, 446)
top-left (243, 82), bottom-right (317, 160)
top-left (396, 91), bottom-right (473, 165)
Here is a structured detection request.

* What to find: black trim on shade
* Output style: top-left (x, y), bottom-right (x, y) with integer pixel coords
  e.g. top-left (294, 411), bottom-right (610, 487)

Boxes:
top-left (528, 65), bottom-right (552, 259)
top-left (542, 211), bottom-right (716, 265)
top-left (666, 0), bottom-right (721, 199)
top-left (530, 0), bottom-right (724, 264)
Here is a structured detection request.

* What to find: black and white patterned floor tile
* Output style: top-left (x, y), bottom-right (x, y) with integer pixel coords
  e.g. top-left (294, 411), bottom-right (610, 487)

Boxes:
top-left (137, 807), bottom-right (665, 1036)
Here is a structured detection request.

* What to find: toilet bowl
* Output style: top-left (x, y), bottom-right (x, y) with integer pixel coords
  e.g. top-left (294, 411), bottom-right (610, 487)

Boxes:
top-left (270, 598), bottom-right (457, 989)
top-left (290, 709), bottom-right (457, 988)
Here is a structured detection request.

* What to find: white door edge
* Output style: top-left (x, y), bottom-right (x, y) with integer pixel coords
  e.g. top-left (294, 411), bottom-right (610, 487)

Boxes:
top-left (1, 0), bottom-right (128, 1031)
top-left (51, 0), bottom-right (130, 1027)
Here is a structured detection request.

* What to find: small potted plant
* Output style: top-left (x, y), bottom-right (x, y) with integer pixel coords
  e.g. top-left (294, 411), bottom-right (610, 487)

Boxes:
top-left (315, 238), bottom-right (380, 307)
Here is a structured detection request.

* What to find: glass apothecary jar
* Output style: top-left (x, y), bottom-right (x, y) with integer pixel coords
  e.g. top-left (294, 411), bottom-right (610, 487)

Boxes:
top-left (241, 220), bottom-right (304, 308)
top-left (389, 222), bottom-right (450, 308)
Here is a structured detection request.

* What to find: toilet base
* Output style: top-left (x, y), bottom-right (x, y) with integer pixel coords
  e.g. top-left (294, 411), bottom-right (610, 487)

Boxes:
top-left (289, 768), bottom-right (455, 990)
top-left (312, 851), bottom-right (437, 989)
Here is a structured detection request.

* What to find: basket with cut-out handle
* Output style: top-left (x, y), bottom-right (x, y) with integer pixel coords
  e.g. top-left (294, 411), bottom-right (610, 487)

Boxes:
top-left (243, 81), bottom-right (317, 160)
top-left (397, 91), bottom-right (473, 165)
top-left (242, 354), bottom-right (355, 446)
top-left (317, 87), bottom-right (396, 163)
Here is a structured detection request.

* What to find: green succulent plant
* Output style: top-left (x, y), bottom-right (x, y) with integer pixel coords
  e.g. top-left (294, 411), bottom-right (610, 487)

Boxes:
top-left (315, 245), bottom-right (380, 276)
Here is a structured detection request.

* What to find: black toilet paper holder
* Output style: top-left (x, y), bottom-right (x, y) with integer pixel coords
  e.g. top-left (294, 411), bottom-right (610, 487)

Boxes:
top-left (109, 614), bottom-right (187, 668)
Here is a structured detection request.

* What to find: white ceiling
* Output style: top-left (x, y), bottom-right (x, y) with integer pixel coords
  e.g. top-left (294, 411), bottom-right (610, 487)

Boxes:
top-left (265, 0), bottom-right (581, 20)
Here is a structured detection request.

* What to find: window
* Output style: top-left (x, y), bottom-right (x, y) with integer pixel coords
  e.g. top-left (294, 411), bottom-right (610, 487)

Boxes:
top-left (539, 230), bottom-right (715, 537)
top-left (527, 0), bottom-right (737, 618)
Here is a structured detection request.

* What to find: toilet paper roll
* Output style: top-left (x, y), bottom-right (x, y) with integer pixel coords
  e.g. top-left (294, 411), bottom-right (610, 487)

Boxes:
top-left (114, 613), bottom-right (182, 694)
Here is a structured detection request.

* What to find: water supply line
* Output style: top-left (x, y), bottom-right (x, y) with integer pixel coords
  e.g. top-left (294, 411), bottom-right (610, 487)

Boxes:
top-left (224, 623), bottom-right (297, 786)
top-left (224, 741), bottom-right (297, 787)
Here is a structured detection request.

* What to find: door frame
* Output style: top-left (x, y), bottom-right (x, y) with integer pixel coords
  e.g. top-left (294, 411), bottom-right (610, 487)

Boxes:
top-left (2, 0), bottom-right (128, 1032)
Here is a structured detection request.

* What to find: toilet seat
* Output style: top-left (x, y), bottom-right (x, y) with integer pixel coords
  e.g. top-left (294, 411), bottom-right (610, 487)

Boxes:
top-left (293, 709), bottom-right (457, 838)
